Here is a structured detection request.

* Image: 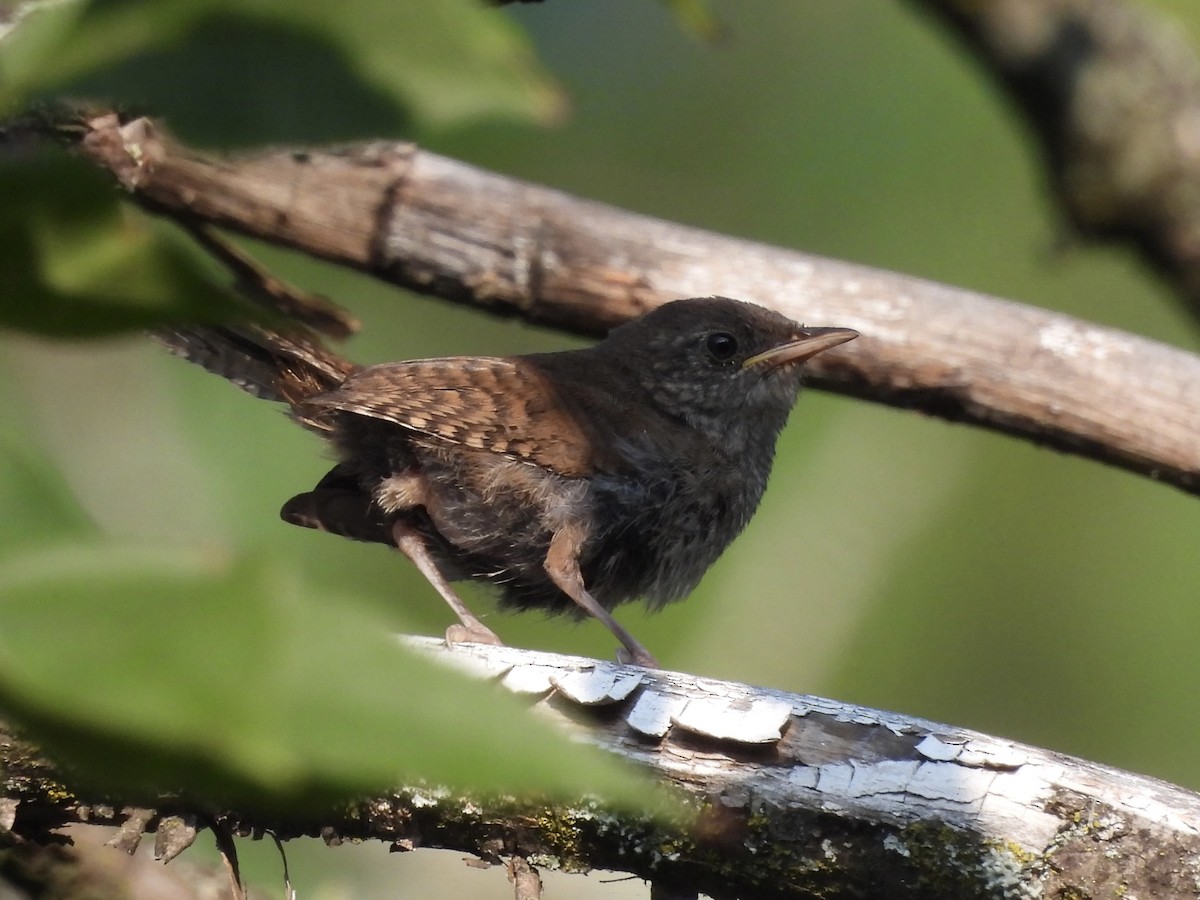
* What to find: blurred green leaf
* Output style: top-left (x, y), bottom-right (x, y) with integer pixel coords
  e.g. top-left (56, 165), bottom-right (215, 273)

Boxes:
top-left (0, 148), bottom-right (252, 335)
top-left (0, 543), bottom-right (647, 808)
top-left (663, 0), bottom-right (725, 43)
top-left (0, 443), bottom-right (97, 551)
top-left (0, 0), bottom-right (563, 134)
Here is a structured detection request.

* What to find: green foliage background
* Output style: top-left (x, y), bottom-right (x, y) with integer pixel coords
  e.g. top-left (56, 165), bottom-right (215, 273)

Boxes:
top-left (3, 0), bottom-right (1200, 895)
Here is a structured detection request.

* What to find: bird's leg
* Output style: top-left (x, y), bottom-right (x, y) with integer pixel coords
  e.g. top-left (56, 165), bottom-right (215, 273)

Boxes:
top-left (286, 468), bottom-right (502, 646)
top-left (379, 470), bottom-right (503, 647)
top-left (544, 523), bottom-right (659, 668)
top-left (391, 520), bottom-right (503, 648)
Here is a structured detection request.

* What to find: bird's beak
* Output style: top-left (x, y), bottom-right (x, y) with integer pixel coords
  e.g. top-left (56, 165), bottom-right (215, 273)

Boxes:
top-left (742, 327), bottom-right (859, 369)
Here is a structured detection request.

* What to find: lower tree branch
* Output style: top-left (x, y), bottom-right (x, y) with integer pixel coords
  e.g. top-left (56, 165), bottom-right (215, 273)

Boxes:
top-left (4, 639), bottom-right (1199, 898)
top-left (66, 112), bottom-right (1200, 498)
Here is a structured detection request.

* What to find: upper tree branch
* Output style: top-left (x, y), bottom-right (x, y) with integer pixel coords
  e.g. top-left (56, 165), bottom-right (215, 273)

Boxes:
top-left (914, 0), bottom-right (1200, 321)
top-left (72, 112), bottom-right (1200, 496)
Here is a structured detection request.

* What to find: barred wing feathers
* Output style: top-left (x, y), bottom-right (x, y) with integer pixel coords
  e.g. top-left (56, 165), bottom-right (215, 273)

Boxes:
top-left (299, 357), bottom-right (598, 477)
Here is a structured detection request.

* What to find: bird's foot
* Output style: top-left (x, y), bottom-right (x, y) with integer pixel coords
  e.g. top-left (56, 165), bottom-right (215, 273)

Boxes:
top-left (616, 646), bottom-right (660, 669)
top-left (445, 622), bottom-right (505, 648)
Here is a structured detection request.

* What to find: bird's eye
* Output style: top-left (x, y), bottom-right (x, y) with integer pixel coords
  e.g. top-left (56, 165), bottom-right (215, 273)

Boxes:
top-left (704, 332), bottom-right (739, 362)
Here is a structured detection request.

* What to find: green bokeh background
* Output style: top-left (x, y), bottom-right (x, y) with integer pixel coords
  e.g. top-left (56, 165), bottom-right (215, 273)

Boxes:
top-left (4, 1), bottom-right (1200, 895)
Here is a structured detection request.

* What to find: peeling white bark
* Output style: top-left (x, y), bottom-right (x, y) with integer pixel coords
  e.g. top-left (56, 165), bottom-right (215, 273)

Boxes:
top-left (411, 637), bottom-right (1200, 897)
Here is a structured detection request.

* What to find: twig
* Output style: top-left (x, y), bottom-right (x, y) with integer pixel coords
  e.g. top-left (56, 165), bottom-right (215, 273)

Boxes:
top-left (268, 831), bottom-right (296, 900)
top-left (182, 222), bottom-right (360, 340)
top-left (210, 819), bottom-right (245, 900)
top-left (507, 856), bottom-right (542, 900)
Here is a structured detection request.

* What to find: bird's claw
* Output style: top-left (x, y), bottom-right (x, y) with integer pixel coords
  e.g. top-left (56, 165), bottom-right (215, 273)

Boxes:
top-left (445, 623), bottom-right (505, 648)
top-left (616, 646), bottom-right (660, 669)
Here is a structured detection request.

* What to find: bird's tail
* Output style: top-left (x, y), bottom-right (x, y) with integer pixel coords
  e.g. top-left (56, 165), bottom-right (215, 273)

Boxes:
top-left (154, 323), bottom-right (358, 408)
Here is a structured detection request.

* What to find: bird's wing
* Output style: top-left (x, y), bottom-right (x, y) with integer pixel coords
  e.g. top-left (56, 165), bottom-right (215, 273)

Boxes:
top-left (299, 357), bottom-right (598, 477)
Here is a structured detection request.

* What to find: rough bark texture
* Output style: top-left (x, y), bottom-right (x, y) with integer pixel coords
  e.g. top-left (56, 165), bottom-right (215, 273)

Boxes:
top-left (4, 640), bottom-right (1200, 899)
top-left (68, 112), bottom-right (1200, 501)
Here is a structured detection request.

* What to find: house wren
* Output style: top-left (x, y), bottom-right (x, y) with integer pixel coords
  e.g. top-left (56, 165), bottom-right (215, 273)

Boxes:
top-left (163, 297), bottom-right (857, 667)
top-left (273, 297), bottom-right (859, 672)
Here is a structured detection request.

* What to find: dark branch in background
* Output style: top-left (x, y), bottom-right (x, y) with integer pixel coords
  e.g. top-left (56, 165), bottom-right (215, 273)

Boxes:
top-left (5, 640), bottom-right (1200, 899)
top-left (914, 0), bottom-right (1200, 320)
top-left (69, 112), bottom-right (1200, 497)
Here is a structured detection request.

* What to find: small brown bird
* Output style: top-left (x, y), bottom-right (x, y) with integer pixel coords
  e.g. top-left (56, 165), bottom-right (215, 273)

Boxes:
top-left (162, 297), bottom-right (857, 667)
